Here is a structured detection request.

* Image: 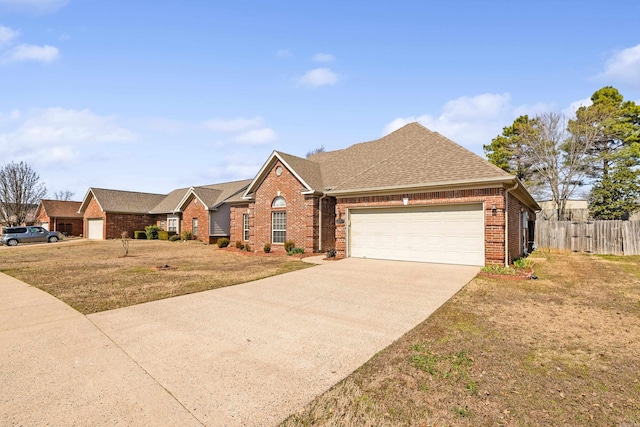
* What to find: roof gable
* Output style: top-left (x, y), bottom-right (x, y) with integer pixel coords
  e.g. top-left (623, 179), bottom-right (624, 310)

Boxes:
top-left (178, 179), bottom-right (253, 211)
top-left (243, 152), bottom-right (320, 198)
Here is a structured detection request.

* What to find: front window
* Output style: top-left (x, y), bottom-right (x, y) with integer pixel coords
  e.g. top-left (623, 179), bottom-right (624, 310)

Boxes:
top-left (243, 214), bottom-right (249, 241)
top-left (167, 218), bottom-right (178, 232)
top-left (272, 212), bottom-right (286, 244)
top-left (192, 218), bottom-right (198, 237)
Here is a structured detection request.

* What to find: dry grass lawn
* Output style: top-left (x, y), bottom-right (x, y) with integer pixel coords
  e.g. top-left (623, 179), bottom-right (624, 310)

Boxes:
top-left (0, 239), bottom-right (312, 314)
top-left (282, 251), bottom-right (640, 426)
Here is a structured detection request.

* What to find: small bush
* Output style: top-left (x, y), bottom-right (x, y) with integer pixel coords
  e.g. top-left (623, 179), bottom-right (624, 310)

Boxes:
top-left (169, 235), bottom-right (181, 242)
top-left (158, 230), bottom-right (169, 240)
top-left (217, 238), bottom-right (230, 248)
top-left (134, 230), bottom-right (147, 240)
top-left (235, 240), bottom-right (243, 249)
top-left (326, 248), bottom-right (336, 258)
top-left (284, 240), bottom-right (295, 252)
top-left (244, 243), bottom-right (251, 252)
top-left (145, 225), bottom-right (161, 240)
top-left (513, 257), bottom-right (533, 269)
top-left (481, 264), bottom-right (517, 275)
top-left (263, 243), bottom-right (271, 253)
top-left (182, 230), bottom-right (193, 240)
top-left (287, 247), bottom-right (304, 255)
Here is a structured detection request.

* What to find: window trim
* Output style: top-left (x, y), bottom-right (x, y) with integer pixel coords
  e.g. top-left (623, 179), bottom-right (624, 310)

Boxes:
top-left (271, 211), bottom-right (286, 244)
top-left (272, 196), bottom-right (286, 208)
top-left (243, 213), bottom-right (249, 241)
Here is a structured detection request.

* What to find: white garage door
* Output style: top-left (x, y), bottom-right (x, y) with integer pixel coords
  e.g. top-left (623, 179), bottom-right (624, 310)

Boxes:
top-left (87, 219), bottom-right (104, 240)
top-left (349, 204), bottom-right (484, 266)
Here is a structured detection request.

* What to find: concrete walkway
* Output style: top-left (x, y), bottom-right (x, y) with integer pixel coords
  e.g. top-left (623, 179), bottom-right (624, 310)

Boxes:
top-left (1, 258), bottom-right (478, 426)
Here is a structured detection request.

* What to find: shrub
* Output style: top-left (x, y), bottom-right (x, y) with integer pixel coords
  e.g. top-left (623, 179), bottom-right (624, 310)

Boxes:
top-left (134, 230), bottom-right (147, 240)
top-left (513, 257), bottom-right (533, 269)
top-left (263, 243), bottom-right (271, 253)
top-left (145, 225), bottom-right (161, 240)
top-left (182, 230), bottom-right (193, 240)
top-left (169, 235), bottom-right (181, 242)
top-left (244, 243), bottom-right (251, 252)
top-left (235, 240), bottom-right (243, 249)
top-left (158, 230), bottom-right (169, 240)
top-left (217, 238), bottom-right (230, 248)
top-left (326, 248), bottom-right (336, 258)
top-left (284, 240), bottom-right (295, 253)
top-left (287, 247), bottom-right (304, 255)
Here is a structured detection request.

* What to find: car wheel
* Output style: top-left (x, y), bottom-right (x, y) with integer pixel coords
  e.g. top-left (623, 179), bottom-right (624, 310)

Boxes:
top-left (7, 239), bottom-right (18, 246)
top-left (48, 236), bottom-right (59, 243)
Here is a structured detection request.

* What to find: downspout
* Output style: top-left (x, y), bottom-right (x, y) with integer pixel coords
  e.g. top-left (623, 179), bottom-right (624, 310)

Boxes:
top-left (318, 194), bottom-right (327, 252)
top-left (504, 181), bottom-right (519, 266)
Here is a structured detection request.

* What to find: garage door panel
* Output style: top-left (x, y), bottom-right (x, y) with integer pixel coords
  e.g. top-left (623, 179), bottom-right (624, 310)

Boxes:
top-left (349, 205), bottom-right (484, 266)
top-left (87, 219), bottom-right (104, 240)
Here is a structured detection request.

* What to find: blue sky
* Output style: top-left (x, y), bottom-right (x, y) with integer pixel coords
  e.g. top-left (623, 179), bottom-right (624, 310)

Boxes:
top-left (1, 0), bottom-right (639, 199)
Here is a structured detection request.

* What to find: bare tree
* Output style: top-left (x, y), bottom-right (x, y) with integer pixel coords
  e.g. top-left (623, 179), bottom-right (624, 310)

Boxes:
top-left (54, 189), bottom-right (75, 201)
top-left (306, 145), bottom-right (326, 158)
top-left (520, 113), bottom-right (593, 220)
top-left (0, 161), bottom-right (47, 226)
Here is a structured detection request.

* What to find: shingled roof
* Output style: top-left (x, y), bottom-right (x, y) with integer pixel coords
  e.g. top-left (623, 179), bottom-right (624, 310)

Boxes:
top-left (245, 122), bottom-right (516, 199)
top-left (149, 188), bottom-right (190, 214)
top-left (38, 199), bottom-right (83, 218)
top-left (79, 188), bottom-right (167, 214)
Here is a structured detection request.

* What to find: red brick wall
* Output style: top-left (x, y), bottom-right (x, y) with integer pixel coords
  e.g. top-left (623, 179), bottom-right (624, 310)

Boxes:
top-left (105, 213), bottom-right (158, 240)
top-left (83, 196), bottom-right (107, 238)
top-left (335, 187), bottom-right (507, 265)
top-left (251, 160), bottom-right (314, 253)
top-left (181, 196), bottom-right (209, 241)
top-left (506, 193), bottom-right (535, 264)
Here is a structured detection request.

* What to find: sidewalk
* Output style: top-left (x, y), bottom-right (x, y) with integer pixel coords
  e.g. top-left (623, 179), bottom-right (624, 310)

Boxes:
top-left (0, 272), bottom-right (201, 426)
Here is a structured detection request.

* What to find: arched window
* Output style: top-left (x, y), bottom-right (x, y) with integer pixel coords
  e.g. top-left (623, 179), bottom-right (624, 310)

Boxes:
top-left (272, 196), bottom-right (286, 208)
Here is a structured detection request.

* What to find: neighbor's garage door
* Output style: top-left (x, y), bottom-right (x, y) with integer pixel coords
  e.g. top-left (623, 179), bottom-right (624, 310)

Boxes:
top-left (349, 204), bottom-right (484, 266)
top-left (87, 219), bottom-right (104, 240)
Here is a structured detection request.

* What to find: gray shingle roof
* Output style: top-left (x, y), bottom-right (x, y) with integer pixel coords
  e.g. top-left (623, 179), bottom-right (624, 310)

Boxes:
top-left (192, 179), bottom-right (253, 208)
top-left (149, 188), bottom-right (190, 214)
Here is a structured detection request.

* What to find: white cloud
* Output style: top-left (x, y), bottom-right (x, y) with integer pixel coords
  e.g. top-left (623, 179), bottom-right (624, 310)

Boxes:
top-left (312, 53), bottom-right (335, 63)
top-left (298, 67), bottom-right (339, 88)
top-left (203, 116), bottom-right (264, 133)
top-left (562, 97), bottom-right (592, 119)
top-left (599, 43), bottom-right (640, 88)
top-left (234, 128), bottom-right (277, 145)
top-left (383, 93), bottom-right (554, 154)
top-left (0, 0), bottom-right (68, 14)
top-left (0, 25), bottom-right (19, 45)
top-left (276, 49), bottom-right (292, 58)
top-left (3, 44), bottom-right (59, 63)
top-left (0, 108), bottom-right (136, 166)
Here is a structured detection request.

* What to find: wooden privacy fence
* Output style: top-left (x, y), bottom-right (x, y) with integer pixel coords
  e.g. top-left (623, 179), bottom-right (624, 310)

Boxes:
top-left (535, 220), bottom-right (640, 256)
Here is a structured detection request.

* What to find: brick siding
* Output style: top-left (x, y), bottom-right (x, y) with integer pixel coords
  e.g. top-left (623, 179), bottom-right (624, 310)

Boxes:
top-left (82, 195), bottom-right (158, 239)
top-left (181, 196), bottom-right (209, 241)
top-left (37, 211), bottom-right (83, 237)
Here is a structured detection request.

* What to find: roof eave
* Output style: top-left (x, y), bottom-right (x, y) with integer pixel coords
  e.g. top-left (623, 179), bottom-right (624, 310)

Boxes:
top-left (325, 176), bottom-right (517, 196)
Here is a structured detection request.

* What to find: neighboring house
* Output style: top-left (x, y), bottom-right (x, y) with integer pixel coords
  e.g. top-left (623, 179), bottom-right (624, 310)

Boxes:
top-left (231, 122), bottom-right (540, 266)
top-left (35, 199), bottom-right (84, 236)
top-left (78, 179), bottom-right (250, 243)
top-left (537, 199), bottom-right (589, 221)
top-left (78, 188), bottom-right (166, 240)
top-left (0, 203), bottom-right (38, 227)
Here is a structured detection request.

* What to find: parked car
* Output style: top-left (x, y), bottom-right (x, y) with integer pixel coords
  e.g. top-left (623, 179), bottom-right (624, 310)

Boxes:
top-left (0, 226), bottom-right (64, 246)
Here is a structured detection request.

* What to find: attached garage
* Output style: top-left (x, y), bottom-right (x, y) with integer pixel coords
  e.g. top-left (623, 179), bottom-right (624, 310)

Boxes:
top-left (348, 204), bottom-right (485, 266)
top-left (87, 219), bottom-right (104, 240)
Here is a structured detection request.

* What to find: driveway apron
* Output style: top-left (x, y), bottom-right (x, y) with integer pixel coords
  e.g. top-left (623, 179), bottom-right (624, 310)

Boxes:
top-left (1, 258), bottom-right (478, 426)
top-left (89, 258), bottom-right (478, 426)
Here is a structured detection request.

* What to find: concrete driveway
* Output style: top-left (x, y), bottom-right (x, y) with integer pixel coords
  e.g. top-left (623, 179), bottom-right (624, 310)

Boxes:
top-left (1, 258), bottom-right (478, 426)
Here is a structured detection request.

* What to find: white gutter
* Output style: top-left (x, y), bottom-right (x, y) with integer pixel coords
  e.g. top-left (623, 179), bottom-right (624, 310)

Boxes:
top-left (504, 180), bottom-right (519, 266)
